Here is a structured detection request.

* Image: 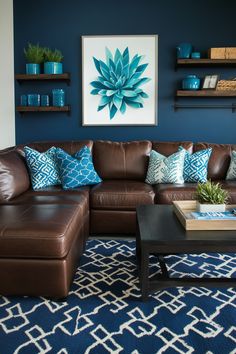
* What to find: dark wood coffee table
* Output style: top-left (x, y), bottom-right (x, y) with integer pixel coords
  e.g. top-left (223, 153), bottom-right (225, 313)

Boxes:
top-left (136, 205), bottom-right (236, 301)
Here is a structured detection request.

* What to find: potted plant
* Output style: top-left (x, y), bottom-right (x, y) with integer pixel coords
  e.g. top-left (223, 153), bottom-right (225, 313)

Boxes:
top-left (44, 48), bottom-right (63, 74)
top-left (24, 43), bottom-right (44, 75)
top-left (195, 180), bottom-right (228, 213)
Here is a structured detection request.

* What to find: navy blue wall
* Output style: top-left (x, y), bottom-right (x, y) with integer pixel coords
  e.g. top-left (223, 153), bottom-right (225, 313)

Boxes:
top-left (14, 0), bottom-right (236, 144)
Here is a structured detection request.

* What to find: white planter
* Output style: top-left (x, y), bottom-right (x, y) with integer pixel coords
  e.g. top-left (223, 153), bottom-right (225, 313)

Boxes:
top-left (196, 202), bottom-right (226, 213)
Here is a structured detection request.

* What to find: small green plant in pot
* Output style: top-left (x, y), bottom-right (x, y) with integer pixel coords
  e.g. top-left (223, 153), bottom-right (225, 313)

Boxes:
top-left (195, 180), bottom-right (228, 212)
top-left (44, 48), bottom-right (64, 74)
top-left (24, 43), bottom-right (44, 74)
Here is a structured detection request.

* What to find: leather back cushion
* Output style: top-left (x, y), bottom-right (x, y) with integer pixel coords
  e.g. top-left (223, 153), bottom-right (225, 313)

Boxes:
top-left (16, 140), bottom-right (93, 156)
top-left (93, 140), bottom-right (152, 180)
top-left (152, 141), bottom-right (193, 156)
top-left (194, 142), bottom-right (234, 180)
top-left (0, 150), bottom-right (30, 202)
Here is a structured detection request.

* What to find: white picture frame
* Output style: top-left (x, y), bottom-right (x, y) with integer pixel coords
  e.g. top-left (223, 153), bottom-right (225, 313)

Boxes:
top-left (202, 75), bottom-right (219, 90)
top-left (82, 35), bottom-right (158, 126)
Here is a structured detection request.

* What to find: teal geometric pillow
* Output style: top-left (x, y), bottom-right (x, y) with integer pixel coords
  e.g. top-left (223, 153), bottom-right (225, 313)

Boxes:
top-left (56, 146), bottom-right (102, 190)
top-left (24, 146), bottom-right (61, 190)
top-left (145, 149), bottom-right (185, 184)
top-left (179, 146), bottom-right (212, 183)
top-left (226, 150), bottom-right (236, 180)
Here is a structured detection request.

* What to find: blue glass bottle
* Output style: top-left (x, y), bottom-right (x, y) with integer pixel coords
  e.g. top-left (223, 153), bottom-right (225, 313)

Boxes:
top-left (52, 89), bottom-right (65, 107)
top-left (41, 95), bottom-right (50, 106)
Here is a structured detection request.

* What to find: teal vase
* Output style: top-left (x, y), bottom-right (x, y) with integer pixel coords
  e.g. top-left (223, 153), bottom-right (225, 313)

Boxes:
top-left (52, 89), bottom-right (65, 106)
top-left (26, 63), bottom-right (40, 75)
top-left (44, 62), bottom-right (63, 74)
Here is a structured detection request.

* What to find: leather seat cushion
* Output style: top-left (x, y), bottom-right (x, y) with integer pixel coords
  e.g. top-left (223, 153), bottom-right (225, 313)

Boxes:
top-left (6, 186), bottom-right (90, 204)
top-left (155, 183), bottom-right (198, 204)
top-left (0, 202), bottom-right (87, 259)
top-left (90, 180), bottom-right (155, 210)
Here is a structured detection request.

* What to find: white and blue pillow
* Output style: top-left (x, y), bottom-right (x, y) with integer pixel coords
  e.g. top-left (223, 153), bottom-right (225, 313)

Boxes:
top-left (56, 146), bottom-right (102, 190)
top-left (145, 149), bottom-right (186, 184)
top-left (24, 146), bottom-right (60, 190)
top-left (226, 150), bottom-right (236, 180)
top-left (179, 146), bottom-right (212, 183)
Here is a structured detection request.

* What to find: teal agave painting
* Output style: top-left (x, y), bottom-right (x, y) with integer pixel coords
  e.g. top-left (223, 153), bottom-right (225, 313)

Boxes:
top-left (90, 47), bottom-right (151, 119)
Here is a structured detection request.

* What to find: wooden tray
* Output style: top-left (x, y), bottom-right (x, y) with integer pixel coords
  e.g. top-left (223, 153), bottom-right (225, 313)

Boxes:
top-left (173, 200), bottom-right (236, 230)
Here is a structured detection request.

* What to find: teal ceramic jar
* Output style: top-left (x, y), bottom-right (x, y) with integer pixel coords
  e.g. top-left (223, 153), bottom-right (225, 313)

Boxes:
top-left (44, 62), bottom-right (63, 74)
top-left (182, 75), bottom-right (200, 90)
top-left (191, 52), bottom-right (201, 59)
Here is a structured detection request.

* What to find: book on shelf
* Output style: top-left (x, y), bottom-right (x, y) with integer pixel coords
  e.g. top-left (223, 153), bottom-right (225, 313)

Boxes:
top-left (191, 209), bottom-right (236, 220)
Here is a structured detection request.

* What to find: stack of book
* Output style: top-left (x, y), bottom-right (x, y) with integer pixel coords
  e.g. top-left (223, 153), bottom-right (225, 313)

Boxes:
top-left (191, 209), bottom-right (236, 220)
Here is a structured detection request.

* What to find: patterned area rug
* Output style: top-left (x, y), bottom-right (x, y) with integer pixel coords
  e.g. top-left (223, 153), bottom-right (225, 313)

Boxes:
top-left (1, 239), bottom-right (236, 354)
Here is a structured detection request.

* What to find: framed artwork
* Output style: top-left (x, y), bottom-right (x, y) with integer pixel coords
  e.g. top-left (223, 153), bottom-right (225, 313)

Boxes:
top-left (202, 75), bottom-right (219, 90)
top-left (82, 35), bottom-right (158, 126)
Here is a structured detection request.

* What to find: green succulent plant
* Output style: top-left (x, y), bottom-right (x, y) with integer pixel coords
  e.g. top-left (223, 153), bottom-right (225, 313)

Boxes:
top-left (90, 47), bottom-right (151, 119)
top-left (195, 180), bottom-right (228, 204)
top-left (24, 43), bottom-right (44, 64)
top-left (44, 48), bottom-right (63, 62)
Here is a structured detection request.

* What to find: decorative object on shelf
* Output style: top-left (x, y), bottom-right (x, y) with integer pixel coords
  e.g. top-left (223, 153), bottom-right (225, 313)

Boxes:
top-left (41, 95), bottom-right (50, 107)
top-left (208, 47), bottom-right (236, 59)
top-left (20, 95), bottom-right (27, 106)
top-left (195, 180), bottom-right (228, 213)
top-left (182, 75), bottom-right (200, 90)
top-left (216, 79), bottom-right (236, 91)
top-left (191, 52), bottom-right (201, 59)
top-left (176, 43), bottom-right (192, 59)
top-left (44, 48), bottom-right (63, 74)
top-left (52, 89), bottom-right (65, 106)
top-left (27, 94), bottom-right (40, 106)
top-left (82, 35), bottom-right (158, 126)
top-left (24, 43), bottom-right (44, 75)
top-left (202, 75), bottom-right (219, 89)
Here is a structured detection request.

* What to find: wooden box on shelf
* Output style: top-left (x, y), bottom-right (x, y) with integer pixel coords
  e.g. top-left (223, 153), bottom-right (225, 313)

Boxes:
top-left (208, 48), bottom-right (226, 59)
top-left (208, 47), bottom-right (236, 60)
top-left (173, 200), bottom-right (236, 230)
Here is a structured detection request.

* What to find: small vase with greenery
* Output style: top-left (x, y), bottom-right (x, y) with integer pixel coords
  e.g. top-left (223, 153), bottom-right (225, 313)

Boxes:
top-left (24, 43), bottom-right (44, 74)
top-left (44, 48), bottom-right (64, 74)
top-left (195, 180), bottom-right (228, 212)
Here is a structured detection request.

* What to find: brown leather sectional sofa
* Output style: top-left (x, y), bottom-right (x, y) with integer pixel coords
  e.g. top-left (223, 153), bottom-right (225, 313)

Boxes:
top-left (0, 139), bottom-right (236, 298)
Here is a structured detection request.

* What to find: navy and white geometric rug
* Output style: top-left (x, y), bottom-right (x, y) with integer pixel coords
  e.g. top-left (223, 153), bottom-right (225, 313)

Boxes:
top-left (1, 239), bottom-right (236, 353)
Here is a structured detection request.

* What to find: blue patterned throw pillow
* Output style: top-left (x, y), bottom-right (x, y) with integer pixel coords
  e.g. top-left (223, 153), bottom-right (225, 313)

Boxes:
top-left (226, 150), bottom-right (236, 180)
top-left (145, 149), bottom-right (185, 184)
top-left (24, 146), bottom-right (61, 190)
top-left (179, 146), bottom-right (212, 183)
top-left (56, 146), bottom-right (102, 189)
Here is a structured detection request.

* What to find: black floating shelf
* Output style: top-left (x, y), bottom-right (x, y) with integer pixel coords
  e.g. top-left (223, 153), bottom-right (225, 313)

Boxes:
top-left (176, 59), bottom-right (236, 69)
top-left (173, 103), bottom-right (236, 112)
